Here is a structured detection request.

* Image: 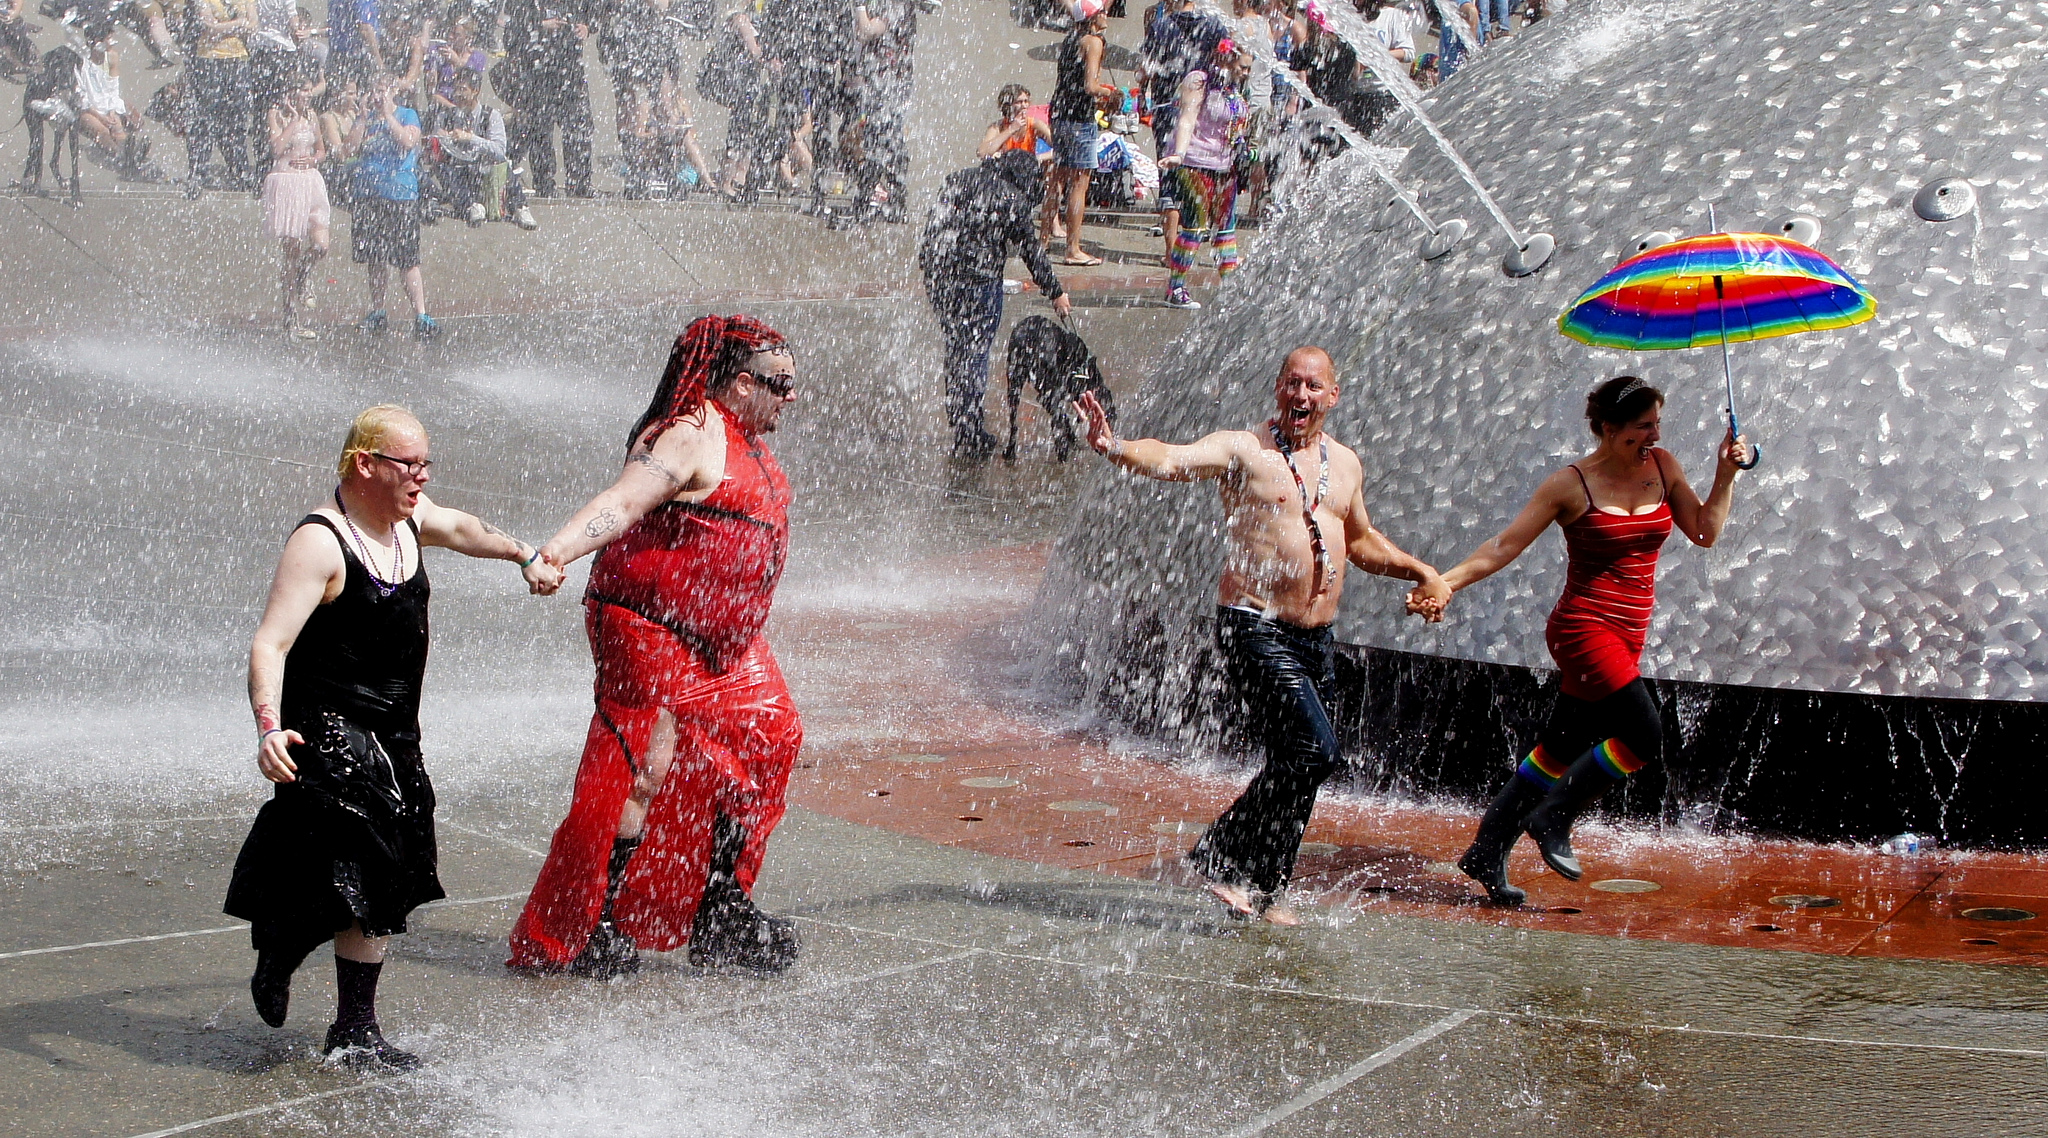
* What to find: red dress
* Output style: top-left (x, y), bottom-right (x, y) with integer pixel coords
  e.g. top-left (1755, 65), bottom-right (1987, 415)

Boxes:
top-left (1543, 464), bottom-right (1673, 702)
top-left (507, 412), bottom-right (802, 970)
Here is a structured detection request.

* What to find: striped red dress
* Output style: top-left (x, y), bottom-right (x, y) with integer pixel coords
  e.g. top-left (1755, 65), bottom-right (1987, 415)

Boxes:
top-left (1544, 464), bottom-right (1673, 701)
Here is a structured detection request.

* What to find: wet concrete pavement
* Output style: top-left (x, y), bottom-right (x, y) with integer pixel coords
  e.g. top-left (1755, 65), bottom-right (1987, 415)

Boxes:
top-left (5, 301), bottom-right (2048, 1133)
top-left (5, 4), bottom-right (2047, 1129)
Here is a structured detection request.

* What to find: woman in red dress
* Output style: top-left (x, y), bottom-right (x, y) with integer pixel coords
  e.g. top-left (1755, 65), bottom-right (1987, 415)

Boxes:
top-left (1430, 376), bottom-right (1750, 905)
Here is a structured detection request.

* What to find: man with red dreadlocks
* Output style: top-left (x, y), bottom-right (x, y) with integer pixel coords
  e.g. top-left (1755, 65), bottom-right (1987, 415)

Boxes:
top-left (508, 314), bottom-right (804, 976)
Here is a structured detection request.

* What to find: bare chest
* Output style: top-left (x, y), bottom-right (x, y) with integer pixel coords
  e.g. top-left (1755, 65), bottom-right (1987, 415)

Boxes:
top-left (1233, 447), bottom-right (1345, 516)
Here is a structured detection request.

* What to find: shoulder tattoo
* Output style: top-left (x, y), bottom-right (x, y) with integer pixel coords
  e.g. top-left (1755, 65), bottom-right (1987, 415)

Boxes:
top-left (627, 450), bottom-right (683, 487)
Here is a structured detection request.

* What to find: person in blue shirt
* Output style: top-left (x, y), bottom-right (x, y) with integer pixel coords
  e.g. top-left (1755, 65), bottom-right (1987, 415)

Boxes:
top-left (328, 0), bottom-right (384, 79)
top-left (344, 72), bottom-right (439, 339)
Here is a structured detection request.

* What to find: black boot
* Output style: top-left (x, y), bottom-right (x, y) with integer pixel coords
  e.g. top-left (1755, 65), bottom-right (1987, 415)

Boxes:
top-left (689, 891), bottom-right (801, 972)
top-left (249, 942), bottom-right (314, 1027)
top-left (1456, 775), bottom-right (1547, 906)
top-left (687, 816), bottom-right (800, 973)
top-left (1521, 752), bottom-right (1621, 881)
top-left (322, 1022), bottom-right (422, 1070)
top-left (570, 835), bottom-right (643, 979)
top-left (567, 918), bottom-right (641, 979)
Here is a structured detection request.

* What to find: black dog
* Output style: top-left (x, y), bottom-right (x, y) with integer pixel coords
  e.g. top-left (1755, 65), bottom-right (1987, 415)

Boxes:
top-left (1004, 314), bottom-right (1115, 462)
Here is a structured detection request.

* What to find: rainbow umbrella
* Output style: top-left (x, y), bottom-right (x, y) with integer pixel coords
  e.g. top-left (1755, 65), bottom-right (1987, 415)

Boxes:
top-left (1557, 231), bottom-right (1877, 469)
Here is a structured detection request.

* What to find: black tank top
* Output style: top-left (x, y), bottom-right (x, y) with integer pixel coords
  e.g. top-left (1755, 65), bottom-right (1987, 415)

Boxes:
top-left (1051, 28), bottom-right (1100, 123)
top-left (280, 514), bottom-right (431, 735)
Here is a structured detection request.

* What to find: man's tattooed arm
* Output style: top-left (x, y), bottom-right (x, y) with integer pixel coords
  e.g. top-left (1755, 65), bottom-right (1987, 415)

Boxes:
top-left (585, 506), bottom-right (621, 538)
top-left (478, 518), bottom-right (537, 561)
top-left (627, 451), bottom-right (684, 488)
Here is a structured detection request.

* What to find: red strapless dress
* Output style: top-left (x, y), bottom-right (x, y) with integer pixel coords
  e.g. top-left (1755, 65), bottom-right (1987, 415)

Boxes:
top-left (508, 414), bottom-right (802, 969)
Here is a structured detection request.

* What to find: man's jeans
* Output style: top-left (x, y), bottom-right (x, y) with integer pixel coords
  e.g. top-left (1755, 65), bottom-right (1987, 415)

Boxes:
top-left (1187, 607), bottom-right (1342, 895)
top-left (929, 279), bottom-right (1007, 440)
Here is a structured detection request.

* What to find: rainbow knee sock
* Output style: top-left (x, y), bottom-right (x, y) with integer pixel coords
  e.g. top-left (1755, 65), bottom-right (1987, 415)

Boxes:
top-left (1590, 738), bottom-right (1644, 779)
top-left (1515, 745), bottom-right (1569, 787)
top-left (1517, 739), bottom-right (1643, 786)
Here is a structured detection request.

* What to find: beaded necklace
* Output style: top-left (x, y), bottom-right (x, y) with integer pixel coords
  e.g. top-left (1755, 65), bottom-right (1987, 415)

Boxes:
top-left (334, 488), bottom-right (405, 597)
top-left (1269, 421), bottom-right (1332, 597)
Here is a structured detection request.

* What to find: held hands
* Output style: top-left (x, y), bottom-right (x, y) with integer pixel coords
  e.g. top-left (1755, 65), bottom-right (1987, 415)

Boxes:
top-left (522, 550), bottom-right (565, 595)
top-left (257, 729), bottom-right (304, 783)
top-left (1073, 390), bottom-right (1116, 456)
top-left (1405, 572), bottom-right (1450, 623)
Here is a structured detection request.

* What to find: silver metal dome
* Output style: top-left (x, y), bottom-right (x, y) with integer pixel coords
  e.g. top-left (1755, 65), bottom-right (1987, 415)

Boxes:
top-left (1036, 0), bottom-right (2047, 703)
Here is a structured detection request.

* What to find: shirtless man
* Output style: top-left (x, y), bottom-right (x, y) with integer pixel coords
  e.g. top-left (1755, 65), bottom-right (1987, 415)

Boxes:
top-left (508, 315), bottom-right (805, 976)
top-left (1075, 346), bottom-right (1447, 923)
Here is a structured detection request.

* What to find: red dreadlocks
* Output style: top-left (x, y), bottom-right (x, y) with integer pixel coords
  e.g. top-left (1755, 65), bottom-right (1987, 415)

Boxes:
top-left (630, 314), bottom-right (788, 451)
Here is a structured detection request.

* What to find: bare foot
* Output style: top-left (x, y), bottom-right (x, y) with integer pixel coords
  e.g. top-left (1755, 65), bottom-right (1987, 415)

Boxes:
top-left (1260, 900), bottom-right (1302, 926)
top-left (1205, 881), bottom-right (1259, 918)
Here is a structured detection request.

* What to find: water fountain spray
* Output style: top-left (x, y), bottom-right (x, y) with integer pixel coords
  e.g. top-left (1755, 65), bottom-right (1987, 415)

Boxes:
top-left (1303, 0), bottom-right (1554, 275)
top-left (1428, 0), bottom-right (1480, 52)
top-left (1222, 12), bottom-right (1471, 260)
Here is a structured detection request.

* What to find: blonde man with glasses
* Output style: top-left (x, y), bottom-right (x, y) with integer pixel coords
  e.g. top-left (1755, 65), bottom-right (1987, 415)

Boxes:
top-left (226, 405), bottom-right (560, 1068)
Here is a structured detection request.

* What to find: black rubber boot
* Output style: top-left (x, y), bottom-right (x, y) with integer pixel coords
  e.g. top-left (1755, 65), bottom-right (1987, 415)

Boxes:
top-left (687, 816), bottom-right (801, 973)
top-left (322, 1022), bottom-right (423, 1070)
top-left (249, 943), bottom-right (314, 1028)
top-left (1456, 775), bottom-right (1547, 906)
top-left (689, 894), bottom-right (801, 972)
top-left (570, 835), bottom-right (643, 978)
top-left (1521, 752), bottom-right (1621, 881)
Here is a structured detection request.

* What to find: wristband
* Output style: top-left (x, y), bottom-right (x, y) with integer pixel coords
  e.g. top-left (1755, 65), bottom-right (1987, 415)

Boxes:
top-left (519, 548), bottom-right (542, 568)
top-left (260, 728), bottom-right (284, 740)
top-left (1107, 438), bottom-right (1126, 459)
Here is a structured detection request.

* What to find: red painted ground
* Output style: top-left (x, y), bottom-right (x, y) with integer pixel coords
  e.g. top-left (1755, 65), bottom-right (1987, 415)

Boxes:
top-left (780, 543), bottom-right (2048, 967)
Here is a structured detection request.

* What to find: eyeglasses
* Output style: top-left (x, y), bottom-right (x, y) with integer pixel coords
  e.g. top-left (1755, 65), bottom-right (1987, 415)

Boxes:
top-left (753, 372), bottom-right (797, 397)
top-left (370, 452), bottom-right (435, 477)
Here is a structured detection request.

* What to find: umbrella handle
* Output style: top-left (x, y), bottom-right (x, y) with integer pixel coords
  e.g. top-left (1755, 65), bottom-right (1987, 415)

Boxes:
top-left (1728, 410), bottom-right (1761, 470)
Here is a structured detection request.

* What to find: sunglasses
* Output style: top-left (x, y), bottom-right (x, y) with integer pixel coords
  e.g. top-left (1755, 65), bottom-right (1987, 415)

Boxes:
top-left (753, 371), bottom-right (797, 396)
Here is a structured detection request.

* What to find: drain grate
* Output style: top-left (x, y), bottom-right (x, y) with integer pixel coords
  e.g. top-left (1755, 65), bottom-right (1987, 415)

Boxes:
top-left (1963, 937), bottom-right (2000, 946)
top-left (1961, 906), bottom-right (2038, 922)
top-left (956, 815), bottom-right (983, 822)
top-left (1296, 842), bottom-right (1341, 857)
top-left (1590, 879), bottom-right (1662, 894)
top-left (1770, 894), bottom-right (1842, 910)
top-left (879, 752), bottom-right (948, 764)
top-left (959, 776), bottom-right (1020, 789)
top-left (1749, 923), bottom-right (1786, 933)
top-left (1063, 839), bottom-right (1094, 848)
top-left (1049, 800), bottom-right (1118, 814)
top-left (1149, 821), bottom-right (1208, 835)
top-left (1547, 906), bottom-right (1583, 915)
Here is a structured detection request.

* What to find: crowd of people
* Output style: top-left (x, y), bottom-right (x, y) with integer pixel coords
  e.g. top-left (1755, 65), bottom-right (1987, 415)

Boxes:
top-left (9, 0), bottom-right (939, 337)
top-left (10, 0), bottom-right (933, 220)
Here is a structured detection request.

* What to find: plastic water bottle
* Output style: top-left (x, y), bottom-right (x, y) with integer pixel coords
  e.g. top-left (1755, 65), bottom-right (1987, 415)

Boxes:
top-left (1880, 832), bottom-right (1922, 855)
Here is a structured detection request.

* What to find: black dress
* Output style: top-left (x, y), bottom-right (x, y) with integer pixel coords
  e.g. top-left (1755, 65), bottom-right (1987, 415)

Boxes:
top-left (224, 515), bottom-right (445, 954)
